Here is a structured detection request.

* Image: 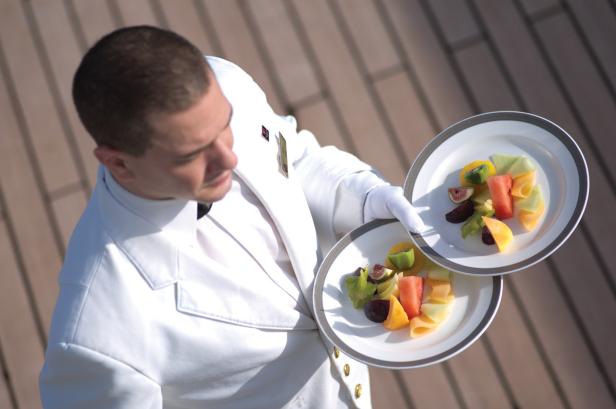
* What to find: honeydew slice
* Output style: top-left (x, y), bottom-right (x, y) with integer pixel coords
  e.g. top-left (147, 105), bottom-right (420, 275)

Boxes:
top-left (519, 201), bottom-right (545, 231)
top-left (491, 154), bottom-right (535, 177)
top-left (426, 264), bottom-right (451, 282)
top-left (420, 302), bottom-right (451, 322)
top-left (515, 185), bottom-right (543, 213)
top-left (511, 171), bottom-right (536, 198)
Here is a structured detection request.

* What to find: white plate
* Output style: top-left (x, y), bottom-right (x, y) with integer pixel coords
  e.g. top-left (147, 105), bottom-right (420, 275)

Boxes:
top-left (313, 219), bottom-right (502, 369)
top-left (404, 111), bottom-right (589, 275)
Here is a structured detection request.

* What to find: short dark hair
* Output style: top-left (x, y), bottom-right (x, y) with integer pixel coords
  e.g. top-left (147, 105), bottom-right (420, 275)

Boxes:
top-left (73, 26), bottom-right (211, 156)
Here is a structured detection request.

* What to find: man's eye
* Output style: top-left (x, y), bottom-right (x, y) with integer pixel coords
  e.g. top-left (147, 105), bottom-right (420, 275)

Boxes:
top-left (178, 154), bottom-right (198, 164)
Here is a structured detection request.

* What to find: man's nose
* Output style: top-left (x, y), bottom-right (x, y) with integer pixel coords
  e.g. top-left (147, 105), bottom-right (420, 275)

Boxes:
top-left (207, 135), bottom-right (238, 170)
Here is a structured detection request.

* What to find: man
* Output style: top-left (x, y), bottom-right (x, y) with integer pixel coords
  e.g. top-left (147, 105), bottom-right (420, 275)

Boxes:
top-left (39, 26), bottom-right (425, 408)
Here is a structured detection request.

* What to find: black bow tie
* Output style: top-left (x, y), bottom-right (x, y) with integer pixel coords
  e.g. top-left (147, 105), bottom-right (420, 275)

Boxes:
top-left (197, 203), bottom-right (212, 219)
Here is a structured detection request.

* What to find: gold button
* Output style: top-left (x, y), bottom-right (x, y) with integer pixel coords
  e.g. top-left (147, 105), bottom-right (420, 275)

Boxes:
top-left (355, 384), bottom-right (362, 399)
top-left (333, 347), bottom-right (340, 359)
top-left (343, 364), bottom-right (350, 376)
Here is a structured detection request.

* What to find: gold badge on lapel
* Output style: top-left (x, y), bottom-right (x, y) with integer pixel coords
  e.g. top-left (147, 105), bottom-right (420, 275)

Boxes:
top-left (277, 132), bottom-right (289, 178)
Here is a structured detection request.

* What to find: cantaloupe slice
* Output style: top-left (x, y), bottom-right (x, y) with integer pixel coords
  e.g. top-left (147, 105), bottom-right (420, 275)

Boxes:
top-left (515, 185), bottom-right (543, 213)
top-left (519, 201), bottom-right (545, 231)
top-left (511, 171), bottom-right (536, 198)
top-left (482, 216), bottom-right (513, 252)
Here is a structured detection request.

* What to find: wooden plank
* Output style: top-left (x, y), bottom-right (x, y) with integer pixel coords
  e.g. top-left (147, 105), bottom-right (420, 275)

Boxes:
top-left (0, 346), bottom-right (15, 409)
top-left (0, 221), bottom-right (44, 409)
top-left (112, 0), bottom-right (159, 26)
top-left (295, 98), bottom-right (348, 150)
top-left (486, 282), bottom-right (565, 408)
top-left (510, 261), bottom-right (615, 408)
top-left (204, 0), bottom-right (285, 114)
top-left (517, 0), bottom-right (560, 16)
top-left (427, 0), bottom-right (482, 47)
top-left (472, 0), bottom-right (616, 295)
top-left (535, 12), bottom-right (616, 184)
top-left (452, 13), bottom-right (616, 405)
top-left (0, 42), bottom-right (62, 333)
top-left (446, 341), bottom-right (511, 408)
top-left (71, 0), bottom-right (118, 46)
top-left (373, 70), bottom-right (436, 166)
top-left (550, 230), bottom-right (616, 389)
top-left (334, 0), bottom-right (401, 76)
top-left (51, 189), bottom-right (88, 250)
top-left (380, 0), bottom-right (473, 129)
top-left (156, 1), bottom-right (216, 55)
top-left (567, 0), bottom-right (616, 91)
top-left (245, 0), bottom-right (321, 106)
top-left (455, 42), bottom-right (517, 111)
top-left (290, 0), bottom-right (407, 185)
top-left (30, 0), bottom-right (98, 189)
top-left (398, 365), bottom-right (462, 409)
top-left (369, 368), bottom-right (409, 407)
top-left (0, 1), bottom-right (81, 193)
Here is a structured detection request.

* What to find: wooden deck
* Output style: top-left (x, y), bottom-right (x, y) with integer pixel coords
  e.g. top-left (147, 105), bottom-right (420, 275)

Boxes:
top-left (0, 0), bottom-right (615, 408)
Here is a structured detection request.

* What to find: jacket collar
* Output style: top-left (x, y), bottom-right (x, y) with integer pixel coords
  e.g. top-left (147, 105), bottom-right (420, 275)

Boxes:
top-left (97, 167), bottom-right (196, 289)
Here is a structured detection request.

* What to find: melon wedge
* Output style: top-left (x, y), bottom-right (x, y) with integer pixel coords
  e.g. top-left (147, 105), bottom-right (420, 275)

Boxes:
top-left (519, 201), bottom-right (545, 231)
top-left (511, 171), bottom-right (536, 198)
top-left (482, 216), bottom-right (513, 252)
top-left (383, 295), bottom-right (409, 330)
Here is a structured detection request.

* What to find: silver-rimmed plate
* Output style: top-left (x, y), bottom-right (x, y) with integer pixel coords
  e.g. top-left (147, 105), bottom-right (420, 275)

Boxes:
top-left (313, 219), bottom-right (502, 369)
top-left (404, 111), bottom-right (589, 276)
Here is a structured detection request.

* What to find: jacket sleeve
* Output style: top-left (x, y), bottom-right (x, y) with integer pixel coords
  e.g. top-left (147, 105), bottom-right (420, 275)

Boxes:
top-left (40, 343), bottom-right (162, 409)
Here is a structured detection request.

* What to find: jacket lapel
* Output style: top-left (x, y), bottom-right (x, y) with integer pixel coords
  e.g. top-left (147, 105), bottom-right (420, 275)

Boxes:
top-left (232, 122), bottom-right (322, 317)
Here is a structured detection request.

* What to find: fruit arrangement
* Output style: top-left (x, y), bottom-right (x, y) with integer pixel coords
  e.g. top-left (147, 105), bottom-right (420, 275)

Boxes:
top-left (445, 154), bottom-right (545, 252)
top-left (345, 241), bottom-right (454, 338)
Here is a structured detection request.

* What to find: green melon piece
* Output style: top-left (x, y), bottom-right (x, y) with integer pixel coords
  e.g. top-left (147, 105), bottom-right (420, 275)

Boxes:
top-left (427, 264), bottom-right (451, 281)
top-left (420, 303), bottom-right (450, 322)
top-left (491, 154), bottom-right (535, 177)
top-left (387, 249), bottom-right (415, 270)
top-left (515, 185), bottom-right (543, 212)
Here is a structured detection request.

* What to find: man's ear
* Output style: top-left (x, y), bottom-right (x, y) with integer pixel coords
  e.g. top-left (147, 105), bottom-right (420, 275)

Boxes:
top-left (93, 146), bottom-right (135, 182)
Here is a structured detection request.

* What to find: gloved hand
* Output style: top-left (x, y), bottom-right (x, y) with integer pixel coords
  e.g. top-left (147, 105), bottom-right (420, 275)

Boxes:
top-left (364, 185), bottom-right (427, 234)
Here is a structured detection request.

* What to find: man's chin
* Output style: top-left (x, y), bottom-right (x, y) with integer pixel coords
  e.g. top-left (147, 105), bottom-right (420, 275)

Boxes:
top-left (197, 175), bottom-right (232, 203)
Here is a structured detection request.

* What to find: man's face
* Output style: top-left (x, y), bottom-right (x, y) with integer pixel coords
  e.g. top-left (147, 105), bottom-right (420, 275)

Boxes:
top-left (121, 71), bottom-right (238, 203)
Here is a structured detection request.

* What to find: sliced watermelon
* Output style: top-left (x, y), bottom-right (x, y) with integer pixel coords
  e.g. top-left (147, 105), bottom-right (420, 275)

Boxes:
top-left (487, 175), bottom-right (513, 220)
top-left (398, 276), bottom-right (424, 319)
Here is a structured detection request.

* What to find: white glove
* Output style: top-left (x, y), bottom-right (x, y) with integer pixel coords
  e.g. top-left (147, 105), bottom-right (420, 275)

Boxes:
top-left (364, 185), bottom-right (427, 234)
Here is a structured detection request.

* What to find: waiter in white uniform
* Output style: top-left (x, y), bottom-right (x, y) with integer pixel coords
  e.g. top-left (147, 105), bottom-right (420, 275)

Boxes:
top-left (39, 26), bottom-right (425, 408)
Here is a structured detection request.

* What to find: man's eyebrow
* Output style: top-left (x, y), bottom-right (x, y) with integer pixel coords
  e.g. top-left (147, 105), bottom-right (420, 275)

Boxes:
top-left (179, 106), bottom-right (233, 158)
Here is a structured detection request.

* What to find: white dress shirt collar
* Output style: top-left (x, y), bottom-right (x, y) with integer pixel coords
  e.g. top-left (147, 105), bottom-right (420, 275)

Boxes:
top-left (103, 167), bottom-right (198, 247)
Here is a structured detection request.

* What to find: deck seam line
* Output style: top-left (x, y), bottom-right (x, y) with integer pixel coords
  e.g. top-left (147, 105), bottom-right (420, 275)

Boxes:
top-left (0, 187), bottom-right (48, 349)
top-left (0, 35), bottom-right (67, 261)
top-left (327, 0), bottom-right (410, 173)
top-left (149, 0), bottom-right (170, 29)
top-left (237, 0), bottom-right (293, 114)
top-left (0, 340), bottom-right (19, 409)
top-left (546, 257), bottom-right (616, 403)
top-left (368, 63), bottom-right (405, 84)
top-left (528, 3), bottom-right (565, 23)
top-left (373, 0), bottom-right (443, 132)
top-left (21, 0), bottom-right (91, 197)
top-left (507, 276), bottom-right (573, 409)
top-left (392, 370), bottom-right (418, 409)
top-left (284, 0), bottom-right (358, 154)
top-left (192, 0), bottom-right (225, 58)
top-left (480, 336), bottom-right (519, 408)
top-left (561, 0), bottom-right (616, 122)
top-left (105, 0), bottom-right (124, 28)
top-left (449, 34), bottom-right (486, 53)
top-left (513, 0), bottom-right (616, 194)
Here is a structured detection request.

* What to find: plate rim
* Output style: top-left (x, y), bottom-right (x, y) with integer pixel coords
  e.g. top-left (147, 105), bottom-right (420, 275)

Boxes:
top-left (314, 218), bottom-right (504, 369)
top-left (403, 110), bottom-right (589, 276)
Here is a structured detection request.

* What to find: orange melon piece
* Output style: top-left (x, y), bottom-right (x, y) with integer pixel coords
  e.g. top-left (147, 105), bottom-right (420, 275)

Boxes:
top-left (482, 216), bottom-right (513, 252)
top-left (511, 171), bottom-right (536, 198)
top-left (519, 201), bottom-right (545, 231)
top-left (384, 241), bottom-right (426, 275)
top-left (383, 295), bottom-right (410, 330)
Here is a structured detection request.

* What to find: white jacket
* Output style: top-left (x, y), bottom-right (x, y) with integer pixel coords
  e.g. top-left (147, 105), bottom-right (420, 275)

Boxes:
top-left (40, 57), bottom-right (385, 408)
